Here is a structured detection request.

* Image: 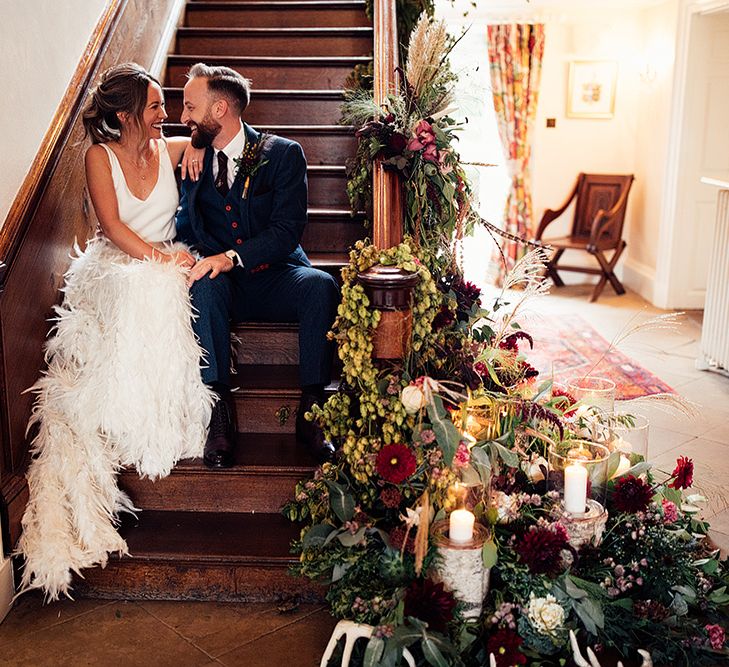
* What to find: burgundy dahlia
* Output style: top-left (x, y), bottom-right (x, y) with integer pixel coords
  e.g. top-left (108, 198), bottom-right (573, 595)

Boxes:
top-left (611, 475), bottom-right (654, 514)
top-left (516, 523), bottom-right (569, 576)
top-left (486, 628), bottom-right (527, 666)
top-left (376, 444), bottom-right (417, 484)
top-left (669, 456), bottom-right (694, 489)
top-left (403, 578), bottom-right (456, 633)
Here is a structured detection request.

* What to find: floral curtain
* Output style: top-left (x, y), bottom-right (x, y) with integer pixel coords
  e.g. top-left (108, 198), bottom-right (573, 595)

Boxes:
top-left (487, 24), bottom-right (545, 280)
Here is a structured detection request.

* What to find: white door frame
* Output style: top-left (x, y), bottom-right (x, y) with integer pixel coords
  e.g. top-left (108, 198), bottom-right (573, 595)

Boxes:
top-left (654, 0), bottom-right (729, 308)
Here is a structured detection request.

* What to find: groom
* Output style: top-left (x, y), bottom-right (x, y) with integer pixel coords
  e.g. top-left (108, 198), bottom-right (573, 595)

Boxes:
top-left (176, 63), bottom-right (339, 467)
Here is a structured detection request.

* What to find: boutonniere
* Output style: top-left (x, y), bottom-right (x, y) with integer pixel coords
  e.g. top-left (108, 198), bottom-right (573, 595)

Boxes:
top-left (233, 134), bottom-right (270, 199)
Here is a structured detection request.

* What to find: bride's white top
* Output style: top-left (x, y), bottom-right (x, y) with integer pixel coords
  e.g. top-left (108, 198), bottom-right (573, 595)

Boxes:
top-left (99, 139), bottom-right (178, 243)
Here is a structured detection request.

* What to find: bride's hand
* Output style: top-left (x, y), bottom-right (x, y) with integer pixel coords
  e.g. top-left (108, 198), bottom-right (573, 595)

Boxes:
top-left (166, 250), bottom-right (196, 269)
top-left (181, 143), bottom-right (205, 181)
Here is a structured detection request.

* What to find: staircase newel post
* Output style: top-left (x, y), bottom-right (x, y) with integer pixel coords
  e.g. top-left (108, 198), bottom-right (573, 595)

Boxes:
top-left (372, 0), bottom-right (403, 250)
top-left (361, 0), bottom-right (417, 361)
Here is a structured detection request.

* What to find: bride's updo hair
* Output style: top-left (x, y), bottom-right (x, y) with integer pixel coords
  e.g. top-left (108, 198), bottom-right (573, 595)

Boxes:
top-left (83, 63), bottom-right (161, 143)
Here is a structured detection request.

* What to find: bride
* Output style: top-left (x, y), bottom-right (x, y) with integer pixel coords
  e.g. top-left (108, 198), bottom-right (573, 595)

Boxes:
top-left (17, 63), bottom-right (214, 600)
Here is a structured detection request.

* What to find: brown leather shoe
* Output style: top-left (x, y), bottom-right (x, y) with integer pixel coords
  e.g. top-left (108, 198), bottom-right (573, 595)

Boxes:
top-left (204, 397), bottom-right (236, 469)
top-left (296, 393), bottom-right (335, 463)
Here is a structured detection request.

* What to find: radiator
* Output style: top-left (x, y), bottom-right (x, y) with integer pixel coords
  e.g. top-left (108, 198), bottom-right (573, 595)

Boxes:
top-left (699, 182), bottom-right (729, 375)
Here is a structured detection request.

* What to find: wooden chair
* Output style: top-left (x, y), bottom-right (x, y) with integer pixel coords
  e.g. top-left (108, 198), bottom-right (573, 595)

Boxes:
top-left (535, 173), bottom-right (635, 302)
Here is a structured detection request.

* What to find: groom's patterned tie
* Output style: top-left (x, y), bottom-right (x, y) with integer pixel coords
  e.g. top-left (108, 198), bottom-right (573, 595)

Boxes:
top-left (215, 151), bottom-right (229, 197)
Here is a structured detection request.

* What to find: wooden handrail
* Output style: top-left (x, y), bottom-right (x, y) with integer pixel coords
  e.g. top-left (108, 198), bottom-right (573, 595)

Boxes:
top-left (372, 0), bottom-right (403, 249)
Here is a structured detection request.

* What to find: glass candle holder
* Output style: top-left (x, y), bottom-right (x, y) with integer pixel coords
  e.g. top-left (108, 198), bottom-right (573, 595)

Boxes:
top-left (609, 413), bottom-right (649, 464)
top-left (568, 376), bottom-right (616, 414)
top-left (548, 440), bottom-right (610, 515)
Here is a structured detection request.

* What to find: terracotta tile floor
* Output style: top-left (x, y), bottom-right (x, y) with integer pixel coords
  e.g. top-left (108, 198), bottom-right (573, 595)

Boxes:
top-left (1, 284), bottom-right (727, 665)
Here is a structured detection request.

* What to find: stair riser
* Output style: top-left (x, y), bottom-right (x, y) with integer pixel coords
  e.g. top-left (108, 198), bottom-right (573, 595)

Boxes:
top-left (282, 131), bottom-right (356, 166)
top-left (186, 6), bottom-right (369, 28)
top-left (165, 62), bottom-right (363, 90)
top-left (303, 220), bottom-right (365, 254)
top-left (76, 561), bottom-right (323, 602)
top-left (235, 329), bottom-right (299, 365)
top-left (119, 471), bottom-right (307, 513)
top-left (176, 32), bottom-right (372, 57)
top-left (308, 172), bottom-right (349, 208)
top-left (163, 125), bottom-right (356, 166)
top-left (164, 93), bottom-right (344, 125)
top-left (234, 393), bottom-right (301, 433)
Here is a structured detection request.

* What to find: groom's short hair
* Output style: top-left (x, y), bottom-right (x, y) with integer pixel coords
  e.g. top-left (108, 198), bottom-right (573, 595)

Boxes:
top-left (187, 63), bottom-right (252, 115)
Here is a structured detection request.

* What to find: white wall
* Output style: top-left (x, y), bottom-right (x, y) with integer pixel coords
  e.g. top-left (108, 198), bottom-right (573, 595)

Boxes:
top-left (437, 0), bottom-right (682, 299)
top-left (0, 0), bottom-right (108, 227)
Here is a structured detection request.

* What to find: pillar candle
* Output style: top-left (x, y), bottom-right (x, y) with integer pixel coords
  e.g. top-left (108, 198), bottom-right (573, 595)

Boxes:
top-left (449, 509), bottom-right (475, 543)
top-left (564, 463), bottom-right (588, 514)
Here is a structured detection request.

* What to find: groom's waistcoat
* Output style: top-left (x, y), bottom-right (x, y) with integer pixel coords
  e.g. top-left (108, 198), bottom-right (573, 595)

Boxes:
top-left (196, 167), bottom-right (244, 252)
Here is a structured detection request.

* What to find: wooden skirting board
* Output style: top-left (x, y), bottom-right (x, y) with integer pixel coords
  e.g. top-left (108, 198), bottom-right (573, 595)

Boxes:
top-left (0, 0), bottom-right (184, 554)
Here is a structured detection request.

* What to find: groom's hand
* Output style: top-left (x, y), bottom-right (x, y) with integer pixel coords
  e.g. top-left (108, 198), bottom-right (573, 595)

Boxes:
top-left (187, 253), bottom-right (235, 286)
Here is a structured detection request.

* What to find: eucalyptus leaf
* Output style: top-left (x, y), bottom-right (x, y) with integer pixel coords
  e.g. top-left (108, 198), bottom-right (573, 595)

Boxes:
top-left (470, 446), bottom-right (492, 485)
top-left (363, 637), bottom-right (385, 667)
top-left (325, 480), bottom-right (355, 522)
top-left (573, 597), bottom-right (604, 635)
top-left (493, 441), bottom-right (519, 468)
top-left (422, 636), bottom-right (449, 667)
top-left (670, 592), bottom-right (688, 616)
top-left (336, 526), bottom-right (367, 547)
top-left (564, 576), bottom-right (589, 600)
top-left (302, 523), bottom-right (335, 549)
top-left (331, 562), bottom-right (351, 582)
top-left (427, 394), bottom-right (461, 466)
top-left (482, 538), bottom-right (498, 568)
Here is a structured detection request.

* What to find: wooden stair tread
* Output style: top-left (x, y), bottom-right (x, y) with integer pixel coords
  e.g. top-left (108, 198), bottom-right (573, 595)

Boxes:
top-left (166, 54), bottom-right (372, 64)
top-left (163, 123), bottom-right (353, 133)
top-left (164, 87), bottom-right (344, 98)
top-left (178, 26), bottom-right (372, 35)
top-left (188, 0), bottom-right (366, 7)
top-left (117, 510), bottom-right (299, 563)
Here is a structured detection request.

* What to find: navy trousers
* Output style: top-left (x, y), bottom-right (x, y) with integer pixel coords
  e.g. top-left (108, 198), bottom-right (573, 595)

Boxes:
top-left (190, 264), bottom-right (339, 387)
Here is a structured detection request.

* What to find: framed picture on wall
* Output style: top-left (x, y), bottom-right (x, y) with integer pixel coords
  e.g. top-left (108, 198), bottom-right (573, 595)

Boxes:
top-left (567, 60), bottom-right (618, 118)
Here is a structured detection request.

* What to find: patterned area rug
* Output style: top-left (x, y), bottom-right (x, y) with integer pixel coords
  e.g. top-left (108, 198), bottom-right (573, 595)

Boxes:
top-left (526, 314), bottom-right (674, 400)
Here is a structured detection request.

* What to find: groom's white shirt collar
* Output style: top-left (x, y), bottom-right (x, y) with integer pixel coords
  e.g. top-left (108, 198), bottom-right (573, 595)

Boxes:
top-left (212, 123), bottom-right (247, 188)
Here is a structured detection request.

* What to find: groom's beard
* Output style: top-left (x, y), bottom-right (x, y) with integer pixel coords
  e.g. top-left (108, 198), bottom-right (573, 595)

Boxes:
top-left (188, 114), bottom-right (221, 148)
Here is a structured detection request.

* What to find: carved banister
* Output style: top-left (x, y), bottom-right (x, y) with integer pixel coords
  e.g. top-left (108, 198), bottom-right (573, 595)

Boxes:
top-left (372, 0), bottom-right (403, 249)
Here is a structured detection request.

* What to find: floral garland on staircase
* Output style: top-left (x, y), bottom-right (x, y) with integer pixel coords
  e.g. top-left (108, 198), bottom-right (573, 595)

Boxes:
top-left (285, 15), bottom-right (729, 667)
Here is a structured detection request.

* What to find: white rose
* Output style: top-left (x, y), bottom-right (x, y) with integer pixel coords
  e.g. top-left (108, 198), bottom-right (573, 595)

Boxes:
top-left (527, 593), bottom-right (565, 635)
top-left (401, 385), bottom-right (426, 414)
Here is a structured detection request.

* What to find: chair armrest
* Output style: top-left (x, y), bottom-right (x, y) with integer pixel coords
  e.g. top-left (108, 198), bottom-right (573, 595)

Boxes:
top-left (588, 177), bottom-right (634, 248)
top-left (535, 179), bottom-right (579, 240)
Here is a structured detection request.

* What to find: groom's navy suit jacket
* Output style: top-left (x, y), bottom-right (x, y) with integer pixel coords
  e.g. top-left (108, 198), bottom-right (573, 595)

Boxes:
top-left (176, 123), bottom-right (310, 272)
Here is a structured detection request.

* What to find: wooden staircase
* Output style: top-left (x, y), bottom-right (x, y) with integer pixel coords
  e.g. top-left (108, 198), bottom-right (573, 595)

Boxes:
top-left (76, 0), bottom-right (371, 601)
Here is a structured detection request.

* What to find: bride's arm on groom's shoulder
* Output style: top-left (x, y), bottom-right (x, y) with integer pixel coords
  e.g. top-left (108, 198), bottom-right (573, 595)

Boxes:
top-left (84, 145), bottom-right (194, 268)
top-left (166, 137), bottom-right (203, 182)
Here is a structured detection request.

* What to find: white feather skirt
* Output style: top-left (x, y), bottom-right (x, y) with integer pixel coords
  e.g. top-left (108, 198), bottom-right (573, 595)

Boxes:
top-left (16, 237), bottom-right (214, 600)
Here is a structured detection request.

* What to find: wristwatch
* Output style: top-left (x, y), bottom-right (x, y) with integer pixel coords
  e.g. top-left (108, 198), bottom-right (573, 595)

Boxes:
top-left (224, 249), bottom-right (241, 268)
